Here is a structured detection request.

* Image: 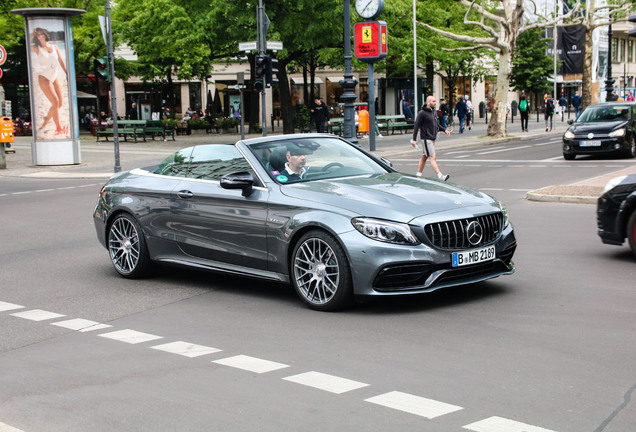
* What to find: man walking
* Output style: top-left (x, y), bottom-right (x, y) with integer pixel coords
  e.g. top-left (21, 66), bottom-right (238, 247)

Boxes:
top-left (518, 95), bottom-right (530, 132)
top-left (558, 94), bottom-right (568, 121)
top-left (411, 95), bottom-right (451, 181)
top-left (545, 94), bottom-right (555, 132)
top-left (310, 96), bottom-right (330, 133)
top-left (572, 90), bottom-right (582, 119)
top-left (454, 97), bottom-right (468, 133)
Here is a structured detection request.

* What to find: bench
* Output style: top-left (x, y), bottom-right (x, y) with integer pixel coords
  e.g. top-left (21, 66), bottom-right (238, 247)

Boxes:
top-left (145, 120), bottom-right (174, 141)
top-left (390, 121), bottom-right (412, 134)
top-left (96, 120), bottom-right (147, 142)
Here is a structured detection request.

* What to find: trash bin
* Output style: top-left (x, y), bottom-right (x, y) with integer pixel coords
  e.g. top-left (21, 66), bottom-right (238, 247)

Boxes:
top-left (0, 116), bottom-right (15, 153)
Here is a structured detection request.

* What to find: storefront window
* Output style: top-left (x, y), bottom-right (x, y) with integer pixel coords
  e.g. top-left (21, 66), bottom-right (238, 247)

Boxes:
top-left (189, 82), bottom-right (201, 111)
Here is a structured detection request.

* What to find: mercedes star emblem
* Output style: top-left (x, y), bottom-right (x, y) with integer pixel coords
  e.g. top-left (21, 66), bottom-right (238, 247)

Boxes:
top-left (466, 221), bottom-right (484, 246)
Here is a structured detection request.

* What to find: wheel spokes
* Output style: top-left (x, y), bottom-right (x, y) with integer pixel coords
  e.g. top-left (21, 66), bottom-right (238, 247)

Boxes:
top-left (294, 238), bottom-right (340, 305)
top-left (109, 218), bottom-right (140, 274)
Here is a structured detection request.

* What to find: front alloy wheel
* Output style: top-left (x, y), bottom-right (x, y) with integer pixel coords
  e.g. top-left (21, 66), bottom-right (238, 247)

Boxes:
top-left (108, 213), bottom-right (151, 278)
top-left (291, 231), bottom-right (353, 311)
top-left (625, 135), bottom-right (636, 159)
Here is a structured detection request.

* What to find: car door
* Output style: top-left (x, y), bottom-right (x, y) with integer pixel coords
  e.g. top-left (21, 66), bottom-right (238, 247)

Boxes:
top-left (170, 144), bottom-right (269, 270)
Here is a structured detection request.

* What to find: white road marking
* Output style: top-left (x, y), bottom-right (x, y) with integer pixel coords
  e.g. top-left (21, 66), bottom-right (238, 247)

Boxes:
top-left (365, 391), bottom-right (463, 419)
top-left (151, 341), bottom-right (221, 358)
top-left (51, 318), bottom-right (111, 331)
top-left (0, 301), bottom-right (24, 312)
top-left (283, 371), bottom-right (370, 394)
top-left (478, 145), bottom-right (532, 155)
top-left (79, 323), bottom-right (113, 332)
top-left (0, 421), bottom-right (26, 432)
top-left (463, 416), bottom-right (558, 432)
top-left (11, 309), bottom-right (65, 321)
top-left (212, 355), bottom-right (289, 374)
top-left (98, 329), bottom-right (163, 344)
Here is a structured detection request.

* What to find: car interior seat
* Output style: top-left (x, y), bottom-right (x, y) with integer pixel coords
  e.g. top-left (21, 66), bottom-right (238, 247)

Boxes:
top-left (267, 146), bottom-right (288, 172)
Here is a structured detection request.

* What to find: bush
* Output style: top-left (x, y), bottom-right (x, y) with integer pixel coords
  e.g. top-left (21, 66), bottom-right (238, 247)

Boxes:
top-left (161, 119), bottom-right (177, 130)
top-left (215, 117), bottom-right (240, 130)
top-left (188, 118), bottom-right (209, 130)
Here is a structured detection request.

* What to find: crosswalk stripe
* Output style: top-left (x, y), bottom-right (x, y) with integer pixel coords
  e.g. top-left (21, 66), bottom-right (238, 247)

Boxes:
top-left (212, 355), bottom-right (289, 374)
top-left (283, 371), bottom-right (369, 394)
top-left (365, 391), bottom-right (463, 419)
top-left (463, 416), bottom-right (557, 432)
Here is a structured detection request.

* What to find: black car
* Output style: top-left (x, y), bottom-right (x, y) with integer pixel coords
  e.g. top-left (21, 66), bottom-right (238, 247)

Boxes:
top-left (597, 173), bottom-right (636, 257)
top-left (562, 102), bottom-right (636, 160)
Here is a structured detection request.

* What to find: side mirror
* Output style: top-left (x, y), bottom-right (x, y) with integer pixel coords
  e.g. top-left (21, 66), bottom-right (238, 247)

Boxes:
top-left (567, 119), bottom-right (574, 125)
top-left (380, 157), bottom-right (392, 167)
top-left (221, 171), bottom-right (254, 197)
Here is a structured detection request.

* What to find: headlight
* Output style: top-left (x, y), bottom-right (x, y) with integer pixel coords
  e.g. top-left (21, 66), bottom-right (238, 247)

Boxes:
top-left (352, 217), bottom-right (420, 245)
top-left (603, 175), bottom-right (626, 194)
top-left (609, 128), bottom-right (625, 138)
top-left (498, 201), bottom-right (510, 228)
top-left (564, 130), bottom-right (575, 139)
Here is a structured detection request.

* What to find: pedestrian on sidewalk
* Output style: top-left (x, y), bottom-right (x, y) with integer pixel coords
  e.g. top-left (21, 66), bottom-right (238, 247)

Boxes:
top-left (572, 90), bottom-right (582, 119)
top-left (519, 95), bottom-right (530, 132)
top-left (558, 95), bottom-right (568, 121)
top-left (464, 95), bottom-right (473, 130)
top-left (411, 95), bottom-right (451, 181)
top-left (310, 96), bottom-right (330, 133)
top-left (438, 97), bottom-right (449, 128)
top-left (454, 97), bottom-right (467, 133)
top-left (545, 94), bottom-right (555, 132)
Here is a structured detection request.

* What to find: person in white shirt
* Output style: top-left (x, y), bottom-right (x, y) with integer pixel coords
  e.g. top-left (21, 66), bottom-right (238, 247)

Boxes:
top-left (464, 95), bottom-right (473, 130)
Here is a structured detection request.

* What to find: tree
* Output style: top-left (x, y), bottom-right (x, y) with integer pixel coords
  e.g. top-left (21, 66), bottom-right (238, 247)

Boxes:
top-left (421, 0), bottom-right (582, 138)
top-left (510, 28), bottom-right (554, 107)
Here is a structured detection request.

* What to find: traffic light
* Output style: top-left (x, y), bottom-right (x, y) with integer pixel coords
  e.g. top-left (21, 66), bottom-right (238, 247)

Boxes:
top-left (253, 55), bottom-right (266, 91)
top-left (265, 56), bottom-right (279, 87)
top-left (94, 57), bottom-right (109, 82)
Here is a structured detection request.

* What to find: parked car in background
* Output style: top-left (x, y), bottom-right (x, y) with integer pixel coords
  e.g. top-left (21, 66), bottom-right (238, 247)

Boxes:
top-left (597, 173), bottom-right (636, 257)
top-left (562, 102), bottom-right (636, 160)
top-left (94, 134), bottom-right (517, 311)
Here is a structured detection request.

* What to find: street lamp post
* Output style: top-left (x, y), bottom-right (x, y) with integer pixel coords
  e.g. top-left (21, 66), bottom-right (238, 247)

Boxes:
top-left (604, 24), bottom-right (615, 101)
top-left (340, 0), bottom-right (358, 144)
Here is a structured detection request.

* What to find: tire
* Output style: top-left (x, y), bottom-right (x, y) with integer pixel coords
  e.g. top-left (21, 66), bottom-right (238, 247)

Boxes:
top-left (624, 135), bottom-right (636, 159)
top-left (627, 210), bottom-right (636, 258)
top-left (291, 230), bottom-right (353, 311)
top-left (563, 153), bottom-right (576, 160)
top-left (107, 213), bottom-right (152, 278)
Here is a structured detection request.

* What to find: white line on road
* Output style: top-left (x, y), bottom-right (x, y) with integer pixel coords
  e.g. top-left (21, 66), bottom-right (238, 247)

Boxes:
top-left (98, 329), bottom-right (163, 344)
top-left (151, 341), bottom-right (222, 358)
top-left (477, 145), bottom-right (532, 155)
top-left (283, 371), bottom-right (370, 394)
top-left (51, 318), bottom-right (112, 331)
top-left (365, 391), bottom-right (463, 419)
top-left (463, 416), bottom-right (557, 432)
top-left (212, 355), bottom-right (289, 374)
top-left (0, 421), bottom-right (26, 432)
top-left (0, 301), bottom-right (24, 312)
top-left (11, 309), bottom-right (66, 321)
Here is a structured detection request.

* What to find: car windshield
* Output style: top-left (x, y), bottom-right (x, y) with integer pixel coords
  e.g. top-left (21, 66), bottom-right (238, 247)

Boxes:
top-left (577, 105), bottom-right (630, 123)
top-left (248, 136), bottom-right (389, 183)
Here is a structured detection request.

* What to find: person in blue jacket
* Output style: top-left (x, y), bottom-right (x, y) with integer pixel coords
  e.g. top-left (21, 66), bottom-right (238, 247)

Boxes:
top-left (454, 97), bottom-right (468, 133)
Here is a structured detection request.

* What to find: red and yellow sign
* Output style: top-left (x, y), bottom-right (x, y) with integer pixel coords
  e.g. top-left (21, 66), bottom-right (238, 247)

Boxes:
top-left (0, 117), bottom-right (15, 143)
top-left (354, 21), bottom-right (387, 64)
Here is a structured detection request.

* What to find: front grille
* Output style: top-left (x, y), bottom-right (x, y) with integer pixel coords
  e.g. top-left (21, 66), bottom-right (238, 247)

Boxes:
top-left (424, 213), bottom-right (502, 250)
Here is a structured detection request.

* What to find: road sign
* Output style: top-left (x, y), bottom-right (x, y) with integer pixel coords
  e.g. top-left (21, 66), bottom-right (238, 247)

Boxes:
top-left (266, 41), bottom-right (283, 51)
top-left (354, 21), bottom-right (387, 64)
top-left (239, 41), bottom-right (257, 52)
top-left (0, 45), bottom-right (6, 66)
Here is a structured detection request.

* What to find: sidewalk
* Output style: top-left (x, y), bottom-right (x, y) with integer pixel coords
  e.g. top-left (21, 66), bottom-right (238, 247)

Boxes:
top-left (2, 115), bottom-right (633, 204)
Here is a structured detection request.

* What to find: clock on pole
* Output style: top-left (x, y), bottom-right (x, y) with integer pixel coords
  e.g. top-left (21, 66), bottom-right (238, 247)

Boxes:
top-left (354, 0), bottom-right (384, 20)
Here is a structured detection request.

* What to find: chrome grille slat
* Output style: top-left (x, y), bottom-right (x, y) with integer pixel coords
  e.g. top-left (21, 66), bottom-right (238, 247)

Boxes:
top-left (424, 213), bottom-right (503, 250)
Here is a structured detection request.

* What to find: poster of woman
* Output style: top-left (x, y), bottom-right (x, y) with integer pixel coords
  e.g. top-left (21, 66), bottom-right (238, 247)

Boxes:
top-left (27, 18), bottom-right (71, 140)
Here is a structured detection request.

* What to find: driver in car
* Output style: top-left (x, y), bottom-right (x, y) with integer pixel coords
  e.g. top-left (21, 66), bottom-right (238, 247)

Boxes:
top-left (284, 145), bottom-right (313, 180)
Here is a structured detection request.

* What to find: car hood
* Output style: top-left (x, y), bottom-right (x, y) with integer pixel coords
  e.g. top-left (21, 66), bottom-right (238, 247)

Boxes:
top-left (568, 120), bottom-right (627, 135)
top-left (279, 173), bottom-right (498, 222)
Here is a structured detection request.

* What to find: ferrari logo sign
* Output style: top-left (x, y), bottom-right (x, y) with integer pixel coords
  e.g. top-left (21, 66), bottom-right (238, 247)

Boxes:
top-left (354, 21), bottom-right (387, 64)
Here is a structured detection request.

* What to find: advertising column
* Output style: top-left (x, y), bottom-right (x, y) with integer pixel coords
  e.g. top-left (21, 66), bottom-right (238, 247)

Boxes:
top-left (11, 8), bottom-right (85, 165)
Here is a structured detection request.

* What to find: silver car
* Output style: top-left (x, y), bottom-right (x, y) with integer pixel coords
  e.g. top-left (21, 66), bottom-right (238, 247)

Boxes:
top-left (94, 134), bottom-right (516, 311)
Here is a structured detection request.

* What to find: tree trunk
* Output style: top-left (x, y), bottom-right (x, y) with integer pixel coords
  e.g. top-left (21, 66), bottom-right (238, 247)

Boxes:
top-left (581, 25), bottom-right (594, 109)
top-left (278, 65), bottom-right (295, 134)
top-left (487, 48), bottom-right (512, 138)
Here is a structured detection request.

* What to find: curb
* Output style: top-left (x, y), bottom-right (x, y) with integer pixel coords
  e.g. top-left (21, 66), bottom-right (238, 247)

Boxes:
top-left (525, 192), bottom-right (598, 204)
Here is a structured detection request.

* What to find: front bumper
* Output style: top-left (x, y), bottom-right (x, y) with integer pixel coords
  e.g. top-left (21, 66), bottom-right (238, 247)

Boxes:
top-left (563, 136), bottom-right (627, 156)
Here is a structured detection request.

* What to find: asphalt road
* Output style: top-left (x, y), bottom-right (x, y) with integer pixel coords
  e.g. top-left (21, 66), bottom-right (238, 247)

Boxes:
top-left (0, 135), bottom-right (635, 432)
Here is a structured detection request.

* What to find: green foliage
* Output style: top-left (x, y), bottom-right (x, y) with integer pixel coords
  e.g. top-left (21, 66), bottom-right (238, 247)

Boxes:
top-left (215, 117), bottom-right (239, 130)
top-left (188, 117), bottom-right (209, 129)
top-left (161, 118), bottom-right (177, 129)
top-left (510, 28), bottom-right (554, 95)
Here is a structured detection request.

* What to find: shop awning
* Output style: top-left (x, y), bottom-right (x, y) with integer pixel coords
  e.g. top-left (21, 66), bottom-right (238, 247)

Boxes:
top-left (326, 77), bottom-right (344, 83)
top-left (76, 91), bottom-right (97, 99)
top-left (291, 76), bottom-right (323, 85)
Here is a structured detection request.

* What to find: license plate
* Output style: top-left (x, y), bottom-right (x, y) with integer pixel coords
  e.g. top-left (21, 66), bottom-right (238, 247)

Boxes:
top-left (579, 140), bottom-right (601, 147)
top-left (452, 245), bottom-right (496, 267)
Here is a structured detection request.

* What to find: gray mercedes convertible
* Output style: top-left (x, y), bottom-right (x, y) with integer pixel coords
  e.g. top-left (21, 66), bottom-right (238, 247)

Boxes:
top-left (93, 134), bottom-right (516, 311)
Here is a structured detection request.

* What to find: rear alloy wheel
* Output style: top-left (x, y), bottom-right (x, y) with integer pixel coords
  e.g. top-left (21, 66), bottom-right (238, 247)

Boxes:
top-left (291, 231), bottom-right (353, 311)
top-left (108, 213), bottom-right (152, 278)
top-left (628, 211), bottom-right (636, 258)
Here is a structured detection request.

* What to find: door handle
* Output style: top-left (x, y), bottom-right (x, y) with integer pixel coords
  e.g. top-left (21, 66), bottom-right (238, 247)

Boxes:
top-left (177, 190), bottom-right (193, 199)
